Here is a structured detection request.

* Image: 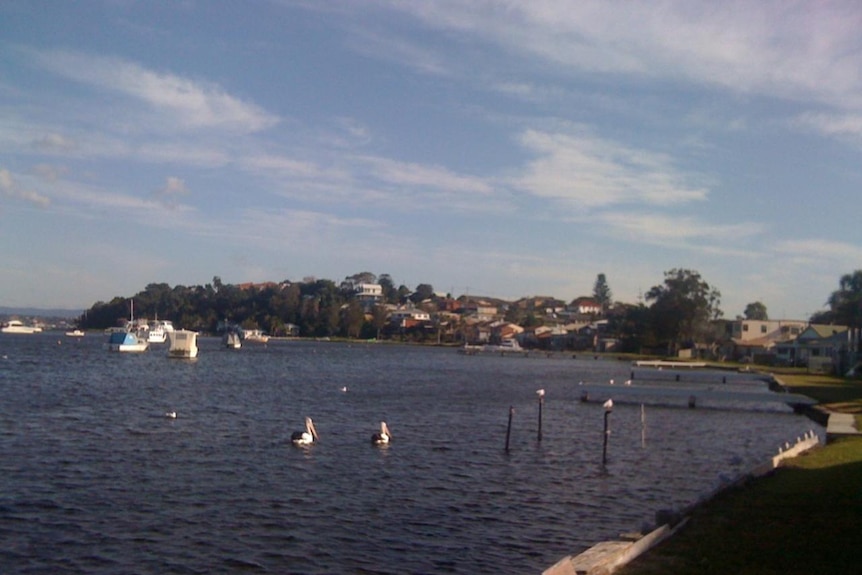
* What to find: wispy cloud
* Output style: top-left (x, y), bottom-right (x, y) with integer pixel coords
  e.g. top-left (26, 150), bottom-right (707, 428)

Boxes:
top-left (775, 238), bottom-right (862, 264)
top-left (386, 1), bottom-right (862, 112)
top-left (514, 128), bottom-right (708, 208)
top-left (359, 155), bottom-right (494, 195)
top-left (30, 50), bottom-right (280, 133)
top-left (0, 168), bottom-right (51, 207)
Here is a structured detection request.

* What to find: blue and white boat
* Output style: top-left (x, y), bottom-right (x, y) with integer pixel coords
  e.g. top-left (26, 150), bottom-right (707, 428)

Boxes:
top-left (107, 330), bottom-right (149, 352)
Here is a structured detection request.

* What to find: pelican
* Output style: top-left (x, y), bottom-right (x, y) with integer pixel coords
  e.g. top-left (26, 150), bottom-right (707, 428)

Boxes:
top-left (371, 421), bottom-right (392, 445)
top-left (291, 417), bottom-right (318, 445)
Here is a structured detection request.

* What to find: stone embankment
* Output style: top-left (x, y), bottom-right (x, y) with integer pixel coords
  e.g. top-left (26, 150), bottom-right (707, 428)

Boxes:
top-left (541, 430), bottom-right (821, 575)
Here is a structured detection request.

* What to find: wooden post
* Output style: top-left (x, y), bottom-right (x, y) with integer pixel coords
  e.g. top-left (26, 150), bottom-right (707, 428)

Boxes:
top-left (537, 389), bottom-right (545, 442)
top-left (602, 399), bottom-right (613, 466)
top-left (505, 406), bottom-right (514, 452)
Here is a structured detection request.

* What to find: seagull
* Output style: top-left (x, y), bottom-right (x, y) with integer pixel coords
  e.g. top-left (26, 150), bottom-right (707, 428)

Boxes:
top-left (340, 386), bottom-right (348, 392)
top-left (624, 379), bottom-right (632, 386)
top-left (609, 379), bottom-right (615, 385)
top-left (371, 421), bottom-right (392, 445)
top-left (603, 399), bottom-right (614, 411)
top-left (291, 417), bottom-right (318, 445)
top-left (165, 411), bottom-right (177, 419)
top-left (536, 389), bottom-right (545, 397)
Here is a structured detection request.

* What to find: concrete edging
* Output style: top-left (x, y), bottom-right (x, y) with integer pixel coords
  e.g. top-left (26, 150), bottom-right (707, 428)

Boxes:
top-left (542, 430), bottom-right (821, 575)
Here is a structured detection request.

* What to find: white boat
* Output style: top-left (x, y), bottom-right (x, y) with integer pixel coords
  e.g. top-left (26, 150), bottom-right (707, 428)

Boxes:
top-left (147, 322), bottom-right (168, 343)
top-left (474, 339), bottom-right (524, 353)
top-left (65, 329), bottom-right (85, 337)
top-left (1, 320), bottom-right (43, 334)
top-left (224, 331), bottom-right (242, 349)
top-left (241, 329), bottom-right (269, 343)
top-left (107, 330), bottom-right (149, 352)
top-left (167, 330), bottom-right (198, 359)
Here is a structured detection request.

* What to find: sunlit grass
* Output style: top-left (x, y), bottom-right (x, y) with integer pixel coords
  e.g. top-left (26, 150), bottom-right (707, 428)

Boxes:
top-left (615, 371), bottom-right (862, 575)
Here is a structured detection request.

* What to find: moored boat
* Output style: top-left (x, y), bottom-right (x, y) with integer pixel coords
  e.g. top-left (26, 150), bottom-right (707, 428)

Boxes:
top-left (1, 320), bottom-right (43, 334)
top-left (65, 329), bottom-right (85, 337)
top-left (224, 330), bottom-right (241, 349)
top-left (107, 330), bottom-right (149, 352)
top-left (167, 330), bottom-right (198, 359)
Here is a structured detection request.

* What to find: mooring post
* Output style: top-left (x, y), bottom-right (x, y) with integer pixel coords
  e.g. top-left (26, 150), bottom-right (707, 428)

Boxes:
top-left (505, 406), bottom-right (514, 452)
top-left (602, 399), bottom-right (613, 465)
top-left (536, 389), bottom-right (545, 442)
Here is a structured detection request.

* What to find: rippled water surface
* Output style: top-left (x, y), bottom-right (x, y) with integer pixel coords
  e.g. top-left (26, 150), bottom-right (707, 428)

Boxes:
top-left (0, 334), bottom-right (821, 574)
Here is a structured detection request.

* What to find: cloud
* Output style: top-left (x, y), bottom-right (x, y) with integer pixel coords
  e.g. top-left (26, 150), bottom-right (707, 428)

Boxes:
top-left (31, 50), bottom-right (279, 133)
top-left (152, 176), bottom-right (190, 209)
top-left (386, 1), bottom-right (862, 111)
top-left (775, 238), bottom-right (862, 264)
top-left (514, 129), bottom-right (708, 208)
top-left (32, 133), bottom-right (77, 152)
top-left (0, 168), bottom-right (51, 207)
top-left (359, 155), bottom-right (494, 195)
top-left (794, 111), bottom-right (862, 142)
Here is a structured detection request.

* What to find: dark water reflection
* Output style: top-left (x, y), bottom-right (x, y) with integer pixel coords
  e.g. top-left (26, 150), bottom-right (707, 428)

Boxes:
top-left (0, 335), bottom-right (820, 574)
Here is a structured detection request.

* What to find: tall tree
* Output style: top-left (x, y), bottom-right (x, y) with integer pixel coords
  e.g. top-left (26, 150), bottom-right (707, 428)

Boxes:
top-left (823, 270), bottom-right (862, 328)
top-left (592, 273), bottom-right (613, 311)
top-left (645, 268), bottom-right (722, 354)
top-left (743, 301), bottom-right (769, 320)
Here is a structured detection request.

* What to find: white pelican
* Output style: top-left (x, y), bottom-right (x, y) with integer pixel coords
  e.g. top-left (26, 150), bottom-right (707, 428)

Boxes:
top-left (291, 417), bottom-right (318, 445)
top-left (371, 421), bottom-right (391, 445)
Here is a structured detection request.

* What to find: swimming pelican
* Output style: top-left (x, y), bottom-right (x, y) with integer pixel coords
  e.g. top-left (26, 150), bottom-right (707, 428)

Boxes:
top-left (291, 417), bottom-right (318, 445)
top-left (371, 421), bottom-right (391, 445)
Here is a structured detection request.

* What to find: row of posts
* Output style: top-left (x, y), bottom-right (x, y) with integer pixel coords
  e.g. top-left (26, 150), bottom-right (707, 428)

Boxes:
top-left (504, 389), bottom-right (618, 466)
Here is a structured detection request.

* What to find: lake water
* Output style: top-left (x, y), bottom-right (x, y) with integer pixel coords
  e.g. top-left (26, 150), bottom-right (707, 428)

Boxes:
top-left (0, 334), bottom-right (821, 574)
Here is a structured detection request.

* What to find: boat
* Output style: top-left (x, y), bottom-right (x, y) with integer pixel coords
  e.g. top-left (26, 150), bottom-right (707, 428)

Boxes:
top-left (65, 329), bottom-right (85, 337)
top-left (106, 300), bottom-right (149, 352)
top-left (1, 320), bottom-right (43, 334)
top-left (167, 330), bottom-right (198, 359)
top-left (241, 329), bottom-right (269, 343)
top-left (224, 330), bottom-right (242, 349)
top-left (107, 330), bottom-right (149, 352)
top-left (147, 322), bottom-right (168, 344)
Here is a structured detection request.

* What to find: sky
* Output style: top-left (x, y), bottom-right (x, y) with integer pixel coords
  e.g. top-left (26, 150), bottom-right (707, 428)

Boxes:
top-left (2, 1), bottom-right (861, 319)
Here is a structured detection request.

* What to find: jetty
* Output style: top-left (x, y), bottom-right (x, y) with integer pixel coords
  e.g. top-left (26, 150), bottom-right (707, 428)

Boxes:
top-left (634, 360), bottom-right (706, 368)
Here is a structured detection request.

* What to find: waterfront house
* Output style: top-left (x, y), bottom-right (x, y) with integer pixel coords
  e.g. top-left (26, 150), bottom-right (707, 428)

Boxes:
top-left (774, 324), bottom-right (850, 372)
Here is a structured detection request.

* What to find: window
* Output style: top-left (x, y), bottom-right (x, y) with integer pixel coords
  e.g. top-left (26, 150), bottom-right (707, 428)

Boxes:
top-left (761, 325), bottom-right (767, 333)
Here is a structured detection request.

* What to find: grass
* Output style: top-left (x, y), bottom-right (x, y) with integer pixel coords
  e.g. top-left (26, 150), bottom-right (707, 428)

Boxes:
top-left (614, 371), bottom-right (862, 575)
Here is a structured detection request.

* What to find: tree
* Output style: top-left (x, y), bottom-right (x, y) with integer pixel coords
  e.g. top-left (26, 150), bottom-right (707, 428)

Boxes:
top-left (743, 301), bottom-right (768, 321)
top-left (593, 273), bottom-right (613, 311)
top-left (821, 270), bottom-right (862, 328)
top-left (645, 268), bottom-right (722, 355)
top-left (410, 283), bottom-right (435, 304)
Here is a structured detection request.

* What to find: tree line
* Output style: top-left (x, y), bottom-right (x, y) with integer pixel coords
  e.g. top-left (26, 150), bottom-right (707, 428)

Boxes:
top-left (76, 269), bottom-right (862, 354)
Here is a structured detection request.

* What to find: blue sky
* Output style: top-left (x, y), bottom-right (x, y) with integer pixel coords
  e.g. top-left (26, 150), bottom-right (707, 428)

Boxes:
top-left (2, 1), bottom-right (860, 319)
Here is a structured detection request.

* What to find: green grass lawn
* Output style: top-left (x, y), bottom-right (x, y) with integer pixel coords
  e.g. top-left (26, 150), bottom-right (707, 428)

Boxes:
top-left (615, 372), bottom-right (862, 575)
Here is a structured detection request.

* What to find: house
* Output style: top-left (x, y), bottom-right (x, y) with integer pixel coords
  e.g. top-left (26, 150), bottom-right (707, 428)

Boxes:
top-left (725, 319), bottom-right (808, 361)
top-left (354, 283), bottom-right (383, 306)
top-left (774, 324), bottom-right (850, 372)
top-left (569, 297), bottom-right (602, 316)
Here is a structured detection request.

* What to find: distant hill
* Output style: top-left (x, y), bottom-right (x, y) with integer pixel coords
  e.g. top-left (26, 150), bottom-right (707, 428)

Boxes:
top-left (0, 306), bottom-right (83, 319)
